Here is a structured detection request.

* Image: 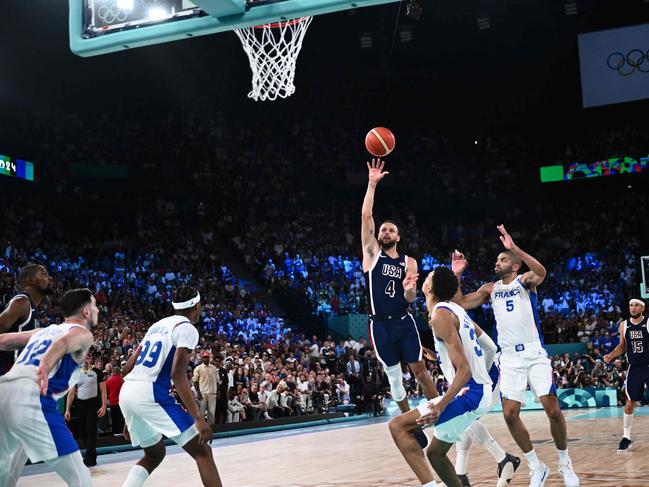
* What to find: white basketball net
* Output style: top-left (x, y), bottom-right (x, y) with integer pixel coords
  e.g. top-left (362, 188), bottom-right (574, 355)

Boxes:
top-left (234, 17), bottom-right (313, 101)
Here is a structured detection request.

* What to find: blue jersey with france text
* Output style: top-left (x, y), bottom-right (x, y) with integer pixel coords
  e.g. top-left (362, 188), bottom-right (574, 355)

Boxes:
top-left (364, 250), bottom-right (410, 318)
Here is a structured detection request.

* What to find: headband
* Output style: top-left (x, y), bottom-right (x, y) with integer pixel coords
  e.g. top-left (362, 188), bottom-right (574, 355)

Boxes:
top-left (172, 291), bottom-right (201, 310)
top-left (629, 298), bottom-right (645, 308)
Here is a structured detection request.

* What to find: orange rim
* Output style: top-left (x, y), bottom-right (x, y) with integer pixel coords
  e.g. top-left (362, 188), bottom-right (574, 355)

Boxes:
top-left (253, 16), bottom-right (308, 29)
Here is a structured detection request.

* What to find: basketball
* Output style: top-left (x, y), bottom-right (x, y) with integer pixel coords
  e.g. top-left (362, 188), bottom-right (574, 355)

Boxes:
top-left (365, 127), bottom-right (396, 157)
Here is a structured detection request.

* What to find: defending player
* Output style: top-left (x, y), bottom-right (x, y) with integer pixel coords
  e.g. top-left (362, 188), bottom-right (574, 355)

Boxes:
top-left (0, 288), bottom-right (97, 487)
top-left (454, 226), bottom-right (579, 487)
top-left (361, 159), bottom-right (438, 429)
top-left (119, 285), bottom-right (222, 487)
top-left (388, 267), bottom-right (494, 487)
top-left (0, 263), bottom-right (52, 486)
top-left (604, 298), bottom-right (648, 452)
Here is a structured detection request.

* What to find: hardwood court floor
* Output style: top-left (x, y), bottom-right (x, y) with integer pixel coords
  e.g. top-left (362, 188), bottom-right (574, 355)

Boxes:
top-left (17, 408), bottom-right (649, 486)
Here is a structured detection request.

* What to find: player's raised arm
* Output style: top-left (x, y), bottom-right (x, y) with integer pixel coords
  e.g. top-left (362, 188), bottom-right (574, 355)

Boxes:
top-left (361, 158), bottom-right (388, 270)
top-left (604, 321), bottom-right (627, 363)
top-left (497, 225), bottom-right (547, 288)
top-left (450, 250), bottom-right (493, 310)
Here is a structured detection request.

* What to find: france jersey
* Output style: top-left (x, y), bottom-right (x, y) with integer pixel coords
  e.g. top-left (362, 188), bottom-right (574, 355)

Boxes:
top-left (1, 323), bottom-right (84, 399)
top-left (0, 324), bottom-right (87, 463)
top-left (490, 276), bottom-right (544, 349)
top-left (364, 250), bottom-right (409, 318)
top-left (0, 293), bottom-right (42, 375)
top-left (120, 315), bottom-right (200, 448)
top-left (432, 301), bottom-right (492, 389)
top-left (416, 301), bottom-right (492, 444)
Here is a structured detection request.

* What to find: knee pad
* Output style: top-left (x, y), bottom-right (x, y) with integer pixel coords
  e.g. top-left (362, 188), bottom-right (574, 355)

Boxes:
top-left (385, 364), bottom-right (407, 402)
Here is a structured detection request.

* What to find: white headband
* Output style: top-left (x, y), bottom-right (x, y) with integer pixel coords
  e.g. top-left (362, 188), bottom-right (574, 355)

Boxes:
top-left (172, 292), bottom-right (201, 310)
top-left (630, 298), bottom-right (645, 308)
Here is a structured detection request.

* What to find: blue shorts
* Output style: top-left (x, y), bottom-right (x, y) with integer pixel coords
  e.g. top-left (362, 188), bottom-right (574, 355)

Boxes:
top-left (625, 364), bottom-right (649, 402)
top-left (369, 313), bottom-right (422, 367)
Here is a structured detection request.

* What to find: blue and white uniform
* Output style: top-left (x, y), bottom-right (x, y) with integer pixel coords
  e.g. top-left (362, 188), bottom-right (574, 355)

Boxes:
top-left (490, 276), bottom-right (555, 403)
top-left (417, 301), bottom-right (492, 443)
top-left (120, 315), bottom-right (199, 448)
top-left (365, 250), bottom-right (422, 366)
top-left (0, 324), bottom-right (86, 465)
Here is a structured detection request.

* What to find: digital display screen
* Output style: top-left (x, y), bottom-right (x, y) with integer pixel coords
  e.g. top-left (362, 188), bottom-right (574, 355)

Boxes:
top-left (539, 154), bottom-right (648, 183)
top-left (0, 155), bottom-right (34, 182)
top-left (83, 0), bottom-right (200, 37)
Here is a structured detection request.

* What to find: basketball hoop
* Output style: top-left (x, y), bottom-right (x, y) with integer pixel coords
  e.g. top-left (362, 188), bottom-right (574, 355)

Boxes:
top-left (234, 15), bottom-right (313, 101)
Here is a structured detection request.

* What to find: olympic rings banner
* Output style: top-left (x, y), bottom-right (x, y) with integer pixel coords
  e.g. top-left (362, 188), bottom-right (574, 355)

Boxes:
top-left (578, 23), bottom-right (649, 107)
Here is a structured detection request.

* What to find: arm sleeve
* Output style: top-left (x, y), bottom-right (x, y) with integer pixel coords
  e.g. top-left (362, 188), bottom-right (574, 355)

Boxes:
top-left (477, 332), bottom-right (497, 369)
top-left (172, 323), bottom-right (199, 350)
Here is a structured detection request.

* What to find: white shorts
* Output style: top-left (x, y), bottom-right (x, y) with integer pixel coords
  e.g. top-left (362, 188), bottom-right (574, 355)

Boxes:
top-left (120, 380), bottom-right (198, 449)
top-left (498, 345), bottom-right (555, 404)
top-left (417, 383), bottom-right (492, 444)
top-left (0, 378), bottom-right (79, 463)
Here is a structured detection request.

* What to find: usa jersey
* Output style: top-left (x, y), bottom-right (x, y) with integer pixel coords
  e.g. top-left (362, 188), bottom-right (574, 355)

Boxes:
top-left (126, 315), bottom-right (199, 391)
top-left (490, 276), bottom-right (544, 349)
top-left (364, 250), bottom-right (410, 317)
top-left (0, 323), bottom-right (84, 399)
top-left (0, 293), bottom-right (42, 374)
top-left (624, 316), bottom-right (649, 366)
top-left (432, 301), bottom-right (492, 388)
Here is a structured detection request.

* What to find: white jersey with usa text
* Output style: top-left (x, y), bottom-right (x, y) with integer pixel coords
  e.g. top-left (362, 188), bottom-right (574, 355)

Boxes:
top-left (126, 315), bottom-right (199, 390)
top-left (489, 276), bottom-right (544, 349)
top-left (0, 323), bottom-right (85, 399)
top-left (432, 301), bottom-right (492, 388)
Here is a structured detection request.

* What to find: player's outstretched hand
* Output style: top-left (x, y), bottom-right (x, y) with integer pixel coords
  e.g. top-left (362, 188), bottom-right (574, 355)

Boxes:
top-left (403, 273), bottom-right (419, 293)
top-left (36, 363), bottom-right (50, 396)
top-left (422, 346), bottom-right (437, 361)
top-left (451, 249), bottom-right (467, 275)
top-left (497, 225), bottom-right (516, 250)
top-left (196, 418), bottom-right (213, 444)
top-left (367, 158), bottom-right (389, 186)
top-left (603, 354), bottom-right (612, 364)
top-left (416, 402), bottom-right (440, 427)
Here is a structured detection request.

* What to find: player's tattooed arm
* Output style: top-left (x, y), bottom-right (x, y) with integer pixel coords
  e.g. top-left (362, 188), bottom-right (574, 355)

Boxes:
top-left (0, 329), bottom-right (38, 350)
top-left (361, 158), bottom-right (387, 268)
top-left (0, 296), bottom-right (30, 333)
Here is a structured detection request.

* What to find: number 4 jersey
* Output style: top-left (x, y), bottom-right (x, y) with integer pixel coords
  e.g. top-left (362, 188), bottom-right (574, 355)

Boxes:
top-left (490, 276), bottom-right (545, 349)
top-left (0, 323), bottom-right (86, 399)
top-left (364, 250), bottom-right (410, 318)
top-left (125, 315), bottom-right (199, 390)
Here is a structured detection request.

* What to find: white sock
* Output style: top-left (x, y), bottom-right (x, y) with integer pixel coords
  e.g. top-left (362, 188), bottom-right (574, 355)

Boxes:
top-left (469, 421), bottom-right (506, 463)
top-left (123, 465), bottom-right (149, 487)
top-left (524, 449), bottom-right (541, 470)
top-left (455, 432), bottom-right (473, 475)
top-left (623, 413), bottom-right (633, 439)
top-left (557, 448), bottom-right (570, 464)
top-left (422, 481), bottom-right (440, 487)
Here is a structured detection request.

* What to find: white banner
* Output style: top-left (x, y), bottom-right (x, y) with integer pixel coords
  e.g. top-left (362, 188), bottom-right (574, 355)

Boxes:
top-left (578, 24), bottom-right (649, 108)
